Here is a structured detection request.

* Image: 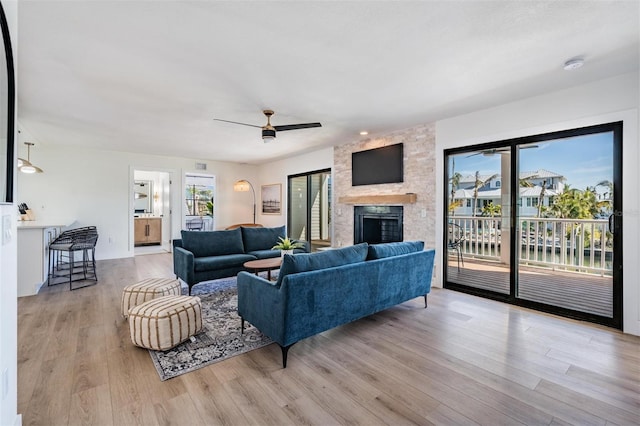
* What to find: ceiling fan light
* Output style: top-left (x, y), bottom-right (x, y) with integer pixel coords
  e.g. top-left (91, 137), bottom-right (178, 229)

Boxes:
top-left (262, 128), bottom-right (276, 142)
top-left (20, 165), bottom-right (37, 174)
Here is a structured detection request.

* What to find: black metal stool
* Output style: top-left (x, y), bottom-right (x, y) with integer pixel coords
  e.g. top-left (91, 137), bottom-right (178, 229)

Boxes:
top-left (48, 226), bottom-right (98, 290)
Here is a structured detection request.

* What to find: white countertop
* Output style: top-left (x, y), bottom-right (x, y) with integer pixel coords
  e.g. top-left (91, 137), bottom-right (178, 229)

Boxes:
top-left (17, 220), bottom-right (75, 230)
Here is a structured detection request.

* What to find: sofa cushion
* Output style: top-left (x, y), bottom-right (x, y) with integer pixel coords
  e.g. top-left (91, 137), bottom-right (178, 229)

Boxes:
top-left (193, 253), bottom-right (256, 272)
top-left (246, 249), bottom-right (281, 260)
top-left (367, 241), bottom-right (424, 260)
top-left (181, 228), bottom-right (244, 258)
top-left (241, 226), bottom-right (286, 253)
top-left (276, 243), bottom-right (369, 286)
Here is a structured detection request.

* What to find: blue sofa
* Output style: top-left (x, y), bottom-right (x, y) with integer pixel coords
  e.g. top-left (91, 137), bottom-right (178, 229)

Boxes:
top-left (237, 241), bottom-right (435, 367)
top-left (173, 225), bottom-right (307, 294)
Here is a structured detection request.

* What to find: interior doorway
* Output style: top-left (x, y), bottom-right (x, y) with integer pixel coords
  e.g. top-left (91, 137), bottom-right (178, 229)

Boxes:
top-left (133, 169), bottom-right (172, 255)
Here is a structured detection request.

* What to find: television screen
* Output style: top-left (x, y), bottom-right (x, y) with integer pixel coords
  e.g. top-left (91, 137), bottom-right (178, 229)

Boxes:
top-left (352, 143), bottom-right (403, 186)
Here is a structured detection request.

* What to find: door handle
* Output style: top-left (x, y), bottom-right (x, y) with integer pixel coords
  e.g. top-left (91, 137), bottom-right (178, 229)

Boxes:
top-left (609, 211), bottom-right (622, 233)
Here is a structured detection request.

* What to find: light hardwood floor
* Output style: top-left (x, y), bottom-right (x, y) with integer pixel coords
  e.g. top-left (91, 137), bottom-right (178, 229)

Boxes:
top-left (18, 253), bottom-right (640, 425)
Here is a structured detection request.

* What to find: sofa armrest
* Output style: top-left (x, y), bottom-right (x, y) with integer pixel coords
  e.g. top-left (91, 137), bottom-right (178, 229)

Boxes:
top-left (237, 271), bottom-right (286, 345)
top-left (173, 246), bottom-right (195, 287)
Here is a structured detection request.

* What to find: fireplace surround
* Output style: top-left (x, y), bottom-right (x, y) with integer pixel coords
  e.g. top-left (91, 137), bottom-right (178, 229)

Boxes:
top-left (354, 206), bottom-right (403, 244)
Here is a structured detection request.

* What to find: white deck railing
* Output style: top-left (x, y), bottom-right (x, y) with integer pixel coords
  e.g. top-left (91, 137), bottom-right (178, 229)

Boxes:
top-left (448, 216), bottom-right (612, 276)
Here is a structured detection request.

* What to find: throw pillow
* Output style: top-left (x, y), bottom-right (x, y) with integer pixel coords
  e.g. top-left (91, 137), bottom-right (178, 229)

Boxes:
top-left (276, 243), bottom-right (369, 286)
top-left (366, 241), bottom-right (424, 260)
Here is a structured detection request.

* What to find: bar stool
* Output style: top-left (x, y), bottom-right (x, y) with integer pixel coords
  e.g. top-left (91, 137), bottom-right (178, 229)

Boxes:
top-left (48, 226), bottom-right (99, 290)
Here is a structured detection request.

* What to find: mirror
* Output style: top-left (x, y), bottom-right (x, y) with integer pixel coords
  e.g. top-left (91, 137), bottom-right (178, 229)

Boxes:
top-left (134, 180), bottom-right (153, 214)
top-left (0, 3), bottom-right (15, 203)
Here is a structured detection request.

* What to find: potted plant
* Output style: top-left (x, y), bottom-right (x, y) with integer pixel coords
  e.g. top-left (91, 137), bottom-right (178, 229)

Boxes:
top-left (272, 237), bottom-right (305, 258)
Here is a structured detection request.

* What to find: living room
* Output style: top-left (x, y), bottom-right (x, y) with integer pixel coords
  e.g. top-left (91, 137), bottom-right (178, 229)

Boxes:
top-left (1, 2), bottom-right (639, 425)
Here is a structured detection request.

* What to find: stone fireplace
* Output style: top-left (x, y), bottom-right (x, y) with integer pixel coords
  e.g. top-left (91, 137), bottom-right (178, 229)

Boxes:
top-left (333, 123), bottom-right (436, 248)
top-left (354, 206), bottom-right (403, 244)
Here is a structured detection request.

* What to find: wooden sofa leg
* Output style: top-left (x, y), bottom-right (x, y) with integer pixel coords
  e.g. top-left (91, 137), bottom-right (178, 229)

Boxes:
top-left (280, 344), bottom-right (294, 368)
top-left (424, 294), bottom-right (428, 308)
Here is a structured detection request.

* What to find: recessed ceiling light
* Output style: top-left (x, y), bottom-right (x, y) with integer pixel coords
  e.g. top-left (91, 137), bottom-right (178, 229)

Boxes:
top-left (359, 131), bottom-right (369, 136)
top-left (563, 58), bottom-right (584, 71)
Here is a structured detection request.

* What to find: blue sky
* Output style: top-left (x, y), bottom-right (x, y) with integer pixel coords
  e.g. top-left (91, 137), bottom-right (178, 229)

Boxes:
top-left (452, 132), bottom-right (614, 192)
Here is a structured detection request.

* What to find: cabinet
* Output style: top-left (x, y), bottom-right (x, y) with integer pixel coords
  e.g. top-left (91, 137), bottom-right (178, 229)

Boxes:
top-left (135, 217), bottom-right (162, 246)
top-left (17, 222), bottom-right (65, 297)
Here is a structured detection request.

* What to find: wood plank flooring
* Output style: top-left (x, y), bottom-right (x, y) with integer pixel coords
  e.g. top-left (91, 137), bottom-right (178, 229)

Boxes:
top-left (18, 253), bottom-right (639, 425)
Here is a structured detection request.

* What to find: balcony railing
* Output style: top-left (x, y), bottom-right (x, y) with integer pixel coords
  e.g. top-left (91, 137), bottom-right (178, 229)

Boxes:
top-left (448, 216), bottom-right (612, 276)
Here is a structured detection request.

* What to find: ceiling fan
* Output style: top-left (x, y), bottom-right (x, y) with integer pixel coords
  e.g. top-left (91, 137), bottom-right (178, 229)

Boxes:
top-left (467, 145), bottom-right (538, 157)
top-left (214, 110), bottom-right (321, 142)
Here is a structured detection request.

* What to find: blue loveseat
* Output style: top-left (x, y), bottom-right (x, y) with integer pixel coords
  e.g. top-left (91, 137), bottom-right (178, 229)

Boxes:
top-left (173, 225), bottom-right (307, 294)
top-left (237, 241), bottom-right (435, 367)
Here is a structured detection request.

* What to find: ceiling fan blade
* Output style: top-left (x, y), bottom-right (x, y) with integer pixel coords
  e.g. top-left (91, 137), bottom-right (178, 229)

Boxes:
top-left (213, 118), bottom-right (262, 128)
top-left (466, 144), bottom-right (538, 158)
top-left (274, 122), bottom-right (322, 132)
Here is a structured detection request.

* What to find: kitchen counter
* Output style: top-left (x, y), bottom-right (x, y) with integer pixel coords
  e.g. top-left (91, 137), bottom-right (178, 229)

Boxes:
top-left (17, 220), bottom-right (75, 297)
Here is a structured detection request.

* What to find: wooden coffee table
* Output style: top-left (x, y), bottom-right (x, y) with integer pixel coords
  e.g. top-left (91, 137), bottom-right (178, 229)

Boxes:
top-left (243, 257), bottom-right (282, 281)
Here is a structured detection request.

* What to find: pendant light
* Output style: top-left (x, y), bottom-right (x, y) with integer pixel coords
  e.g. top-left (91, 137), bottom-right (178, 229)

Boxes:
top-left (18, 142), bottom-right (43, 174)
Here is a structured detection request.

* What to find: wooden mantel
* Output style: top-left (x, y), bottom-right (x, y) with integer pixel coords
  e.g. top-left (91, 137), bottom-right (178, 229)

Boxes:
top-left (338, 194), bottom-right (417, 205)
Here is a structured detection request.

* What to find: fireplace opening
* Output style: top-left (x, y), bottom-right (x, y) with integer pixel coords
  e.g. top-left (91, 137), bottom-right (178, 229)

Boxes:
top-left (354, 206), bottom-right (403, 244)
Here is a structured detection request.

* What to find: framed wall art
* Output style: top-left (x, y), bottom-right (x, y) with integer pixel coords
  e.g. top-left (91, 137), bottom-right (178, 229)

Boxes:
top-left (261, 183), bottom-right (281, 215)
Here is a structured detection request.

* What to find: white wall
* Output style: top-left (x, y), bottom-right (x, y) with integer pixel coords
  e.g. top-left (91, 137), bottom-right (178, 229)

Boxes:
top-left (435, 72), bottom-right (640, 335)
top-left (0, 1), bottom-right (19, 424)
top-left (16, 137), bottom-right (259, 260)
top-left (257, 147), bottom-right (333, 230)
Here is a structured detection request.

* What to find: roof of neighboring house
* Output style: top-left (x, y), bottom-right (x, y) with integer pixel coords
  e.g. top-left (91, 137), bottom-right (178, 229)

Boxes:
top-left (519, 169), bottom-right (565, 180)
top-left (519, 187), bottom-right (561, 197)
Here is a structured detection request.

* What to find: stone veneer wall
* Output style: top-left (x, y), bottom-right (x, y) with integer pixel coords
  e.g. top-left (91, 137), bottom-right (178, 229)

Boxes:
top-left (333, 123), bottom-right (436, 249)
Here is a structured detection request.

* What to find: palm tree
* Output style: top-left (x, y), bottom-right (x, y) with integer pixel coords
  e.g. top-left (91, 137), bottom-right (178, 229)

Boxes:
top-left (546, 185), bottom-right (598, 219)
top-left (482, 202), bottom-right (501, 217)
top-left (537, 179), bottom-right (547, 218)
top-left (449, 171), bottom-right (462, 214)
top-left (472, 171), bottom-right (498, 217)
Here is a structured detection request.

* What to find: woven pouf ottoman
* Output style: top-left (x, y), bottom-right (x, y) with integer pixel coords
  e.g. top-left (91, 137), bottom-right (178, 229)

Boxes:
top-left (121, 277), bottom-right (182, 318)
top-left (128, 295), bottom-right (202, 351)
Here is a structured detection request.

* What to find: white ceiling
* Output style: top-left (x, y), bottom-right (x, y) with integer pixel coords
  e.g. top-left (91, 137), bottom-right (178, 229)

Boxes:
top-left (17, 1), bottom-right (639, 165)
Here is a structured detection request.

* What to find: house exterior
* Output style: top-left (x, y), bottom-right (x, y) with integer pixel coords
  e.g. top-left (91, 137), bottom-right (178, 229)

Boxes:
top-left (451, 169), bottom-right (565, 217)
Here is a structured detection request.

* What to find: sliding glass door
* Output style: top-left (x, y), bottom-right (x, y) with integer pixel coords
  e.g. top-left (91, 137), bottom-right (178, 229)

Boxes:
top-left (288, 169), bottom-right (331, 251)
top-left (446, 149), bottom-right (511, 294)
top-left (444, 122), bottom-right (622, 328)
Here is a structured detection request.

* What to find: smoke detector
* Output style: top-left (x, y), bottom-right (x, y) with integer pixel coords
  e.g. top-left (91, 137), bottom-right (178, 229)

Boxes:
top-left (563, 58), bottom-right (584, 71)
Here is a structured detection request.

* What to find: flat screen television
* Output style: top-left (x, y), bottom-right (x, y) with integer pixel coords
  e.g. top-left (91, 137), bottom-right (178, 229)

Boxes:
top-left (352, 143), bottom-right (403, 186)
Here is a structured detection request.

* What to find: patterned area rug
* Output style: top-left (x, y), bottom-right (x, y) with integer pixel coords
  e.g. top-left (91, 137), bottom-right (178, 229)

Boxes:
top-left (148, 276), bottom-right (273, 381)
